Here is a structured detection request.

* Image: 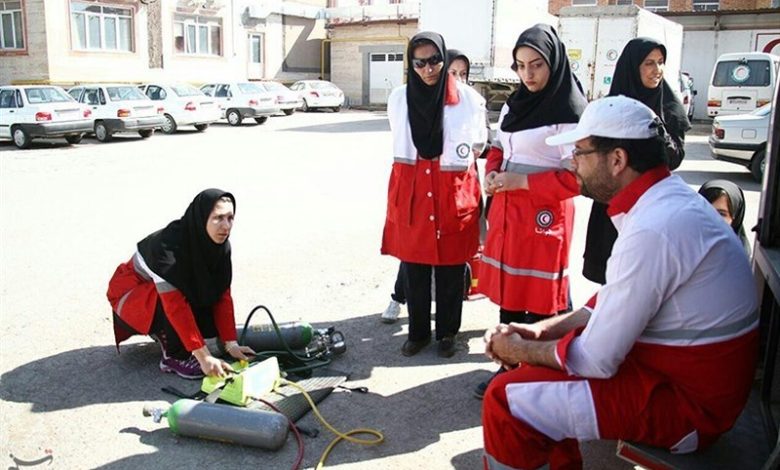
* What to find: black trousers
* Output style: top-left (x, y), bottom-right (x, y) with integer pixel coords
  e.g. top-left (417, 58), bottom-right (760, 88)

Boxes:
top-left (404, 262), bottom-right (465, 341)
top-left (391, 262), bottom-right (407, 304)
top-left (499, 309), bottom-right (550, 325)
top-left (149, 299), bottom-right (218, 359)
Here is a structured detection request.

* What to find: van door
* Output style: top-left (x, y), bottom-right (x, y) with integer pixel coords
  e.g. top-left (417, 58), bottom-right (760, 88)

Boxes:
top-left (711, 58), bottom-right (772, 115)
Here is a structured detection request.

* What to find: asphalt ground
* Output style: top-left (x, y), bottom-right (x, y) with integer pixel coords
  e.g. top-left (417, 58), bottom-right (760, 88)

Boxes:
top-left (0, 111), bottom-right (761, 469)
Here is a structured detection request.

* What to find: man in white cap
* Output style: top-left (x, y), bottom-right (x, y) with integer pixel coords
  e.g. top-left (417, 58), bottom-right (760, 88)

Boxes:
top-left (481, 95), bottom-right (758, 470)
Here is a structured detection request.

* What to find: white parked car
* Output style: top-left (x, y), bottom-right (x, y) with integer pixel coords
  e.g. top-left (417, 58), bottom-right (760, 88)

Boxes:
top-left (199, 82), bottom-right (279, 126)
top-left (679, 72), bottom-right (696, 121)
top-left (67, 84), bottom-right (166, 142)
top-left (257, 81), bottom-right (302, 116)
top-left (139, 83), bottom-right (221, 134)
top-left (0, 85), bottom-right (93, 149)
top-left (709, 104), bottom-right (771, 182)
top-left (290, 80), bottom-right (345, 112)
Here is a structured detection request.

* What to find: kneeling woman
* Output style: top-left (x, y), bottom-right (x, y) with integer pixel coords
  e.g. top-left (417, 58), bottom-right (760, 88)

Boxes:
top-left (107, 189), bottom-right (254, 379)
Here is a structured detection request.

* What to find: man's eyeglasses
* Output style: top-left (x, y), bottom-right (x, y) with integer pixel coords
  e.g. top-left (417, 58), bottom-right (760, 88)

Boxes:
top-left (412, 53), bottom-right (443, 69)
top-left (571, 148), bottom-right (600, 159)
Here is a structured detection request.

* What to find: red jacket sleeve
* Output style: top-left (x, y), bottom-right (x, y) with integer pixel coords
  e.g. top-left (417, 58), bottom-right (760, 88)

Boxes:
top-left (213, 289), bottom-right (238, 342)
top-left (527, 170), bottom-right (580, 202)
top-left (158, 290), bottom-right (205, 352)
top-left (485, 145), bottom-right (503, 174)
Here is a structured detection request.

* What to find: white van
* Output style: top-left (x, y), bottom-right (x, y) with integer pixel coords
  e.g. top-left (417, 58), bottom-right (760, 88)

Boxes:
top-left (707, 52), bottom-right (780, 117)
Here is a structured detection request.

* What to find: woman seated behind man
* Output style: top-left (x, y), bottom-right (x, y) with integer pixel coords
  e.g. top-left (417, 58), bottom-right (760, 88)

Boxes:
top-left (107, 189), bottom-right (255, 379)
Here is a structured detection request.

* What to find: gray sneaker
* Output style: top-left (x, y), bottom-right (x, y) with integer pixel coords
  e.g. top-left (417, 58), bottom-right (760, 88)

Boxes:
top-left (380, 300), bottom-right (402, 323)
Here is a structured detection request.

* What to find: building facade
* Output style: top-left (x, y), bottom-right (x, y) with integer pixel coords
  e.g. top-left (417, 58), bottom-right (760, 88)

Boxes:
top-left (549, 0), bottom-right (777, 15)
top-left (0, 0), bottom-right (328, 85)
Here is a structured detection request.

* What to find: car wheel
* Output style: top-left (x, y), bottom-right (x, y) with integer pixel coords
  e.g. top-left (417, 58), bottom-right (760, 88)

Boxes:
top-left (333, 106), bottom-right (341, 113)
top-left (65, 134), bottom-right (83, 144)
top-left (227, 109), bottom-right (242, 126)
top-left (301, 99), bottom-right (310, 112)
top-left (95, 122), bottom-right (112, 143)
top-left (138, 129), bottom-right (154, 138)
top-left (161, 114), bottom-right (177, 134)
top-left (11, 126), bottom-right (31, 149)
top-left (283, 109), bottom-right (295, 116)
top-left (254, 117), bottom-right (268, 125)
top-left (194, 124), bottom-right (209, 132)
top-left (751, 149), bottom-right (766, 182)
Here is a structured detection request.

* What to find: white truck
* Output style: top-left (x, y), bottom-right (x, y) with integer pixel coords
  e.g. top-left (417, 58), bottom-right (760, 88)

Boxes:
top-left (418, 0), bottom-right (555, 109)
top-left (558, 5), bottom-right (683, 101)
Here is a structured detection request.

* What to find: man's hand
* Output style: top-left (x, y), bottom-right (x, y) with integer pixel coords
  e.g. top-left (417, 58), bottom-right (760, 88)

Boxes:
top-left (483, 323), bottom-right (563, 371)
top-left (490, 172), bottom-right (529, 193)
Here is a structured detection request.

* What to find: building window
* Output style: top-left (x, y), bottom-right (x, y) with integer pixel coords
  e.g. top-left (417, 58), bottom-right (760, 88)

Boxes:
top-left (174, 14), bottom-right (222, 56)
top-left (616, 0), bottom-right (633, 4)
top-left (0, 1), bottom-right (25, 50)
top-left (693, 0), bottom-right (719, 11)
top-left (70, 2), bottom-right (133, 52)
top-left (572, 0), bottom-right (598, 5)
top-left (249, 34), bottom-right (262, 63)
top-left (644, 0), bottom-right (669, 12)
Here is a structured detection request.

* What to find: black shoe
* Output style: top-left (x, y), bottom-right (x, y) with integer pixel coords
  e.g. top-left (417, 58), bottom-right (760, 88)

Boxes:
top-left (437, 335), bottom-right (456, 358)
top-left (401, 337), bottom-right (431, 357)
top-left (473, 380), bottom-right (489, 399)
top-left (473, 368), bottom-right (506, 400)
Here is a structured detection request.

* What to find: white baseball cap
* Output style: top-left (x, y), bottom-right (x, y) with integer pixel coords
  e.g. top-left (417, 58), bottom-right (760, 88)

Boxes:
top-left (546, 95), bottom-right (660, 146)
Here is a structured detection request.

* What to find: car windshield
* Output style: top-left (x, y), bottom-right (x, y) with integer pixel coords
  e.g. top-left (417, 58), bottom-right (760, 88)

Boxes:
top-left (713, 60), bottom-right (772, 87)
top-left (107, 86), bottom-right (148, 101)
top-left (310, 81), bottom-right (337, 90)
top-left (24, 87), bottom-right (73, 104)
top-left (262, 82), bottom-right (287, 91)
top-left (237, 83), bottom-right (264, 94)
top-left (171, 84), bottom-right (203, 97)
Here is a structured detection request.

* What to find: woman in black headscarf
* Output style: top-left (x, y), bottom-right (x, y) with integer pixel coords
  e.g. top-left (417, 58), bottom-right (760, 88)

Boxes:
top-left (379, 47), bottom-right (478, 326)
top-left (381, 32), bottom-right (487, 358)
top-left (582, 37), bottom-right (692, 284)
top-left (107, 189), bottom-right (254, 379)
top-left (699, 179), bottom-right (750, 254)
top-left (475, 24), bottom-right (587, 398)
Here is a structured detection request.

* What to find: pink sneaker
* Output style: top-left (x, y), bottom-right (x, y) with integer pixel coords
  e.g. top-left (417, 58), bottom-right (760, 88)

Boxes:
top-left (159, 355), bottom-right (204, 380)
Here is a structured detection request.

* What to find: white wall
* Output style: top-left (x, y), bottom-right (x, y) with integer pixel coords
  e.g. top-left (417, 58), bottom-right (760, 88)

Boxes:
top-left (682, 28), bottom-right (780, 120)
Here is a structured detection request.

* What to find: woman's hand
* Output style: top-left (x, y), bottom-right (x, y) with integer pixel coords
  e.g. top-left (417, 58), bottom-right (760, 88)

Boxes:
top-left (192, 345), bottom-right (234, 378)
top-left (224, 341), bottom-right (256, 361)
top-left (484, 171), bottom-right (499, 195)
top-left (489, 172), bottom-right (528, 194)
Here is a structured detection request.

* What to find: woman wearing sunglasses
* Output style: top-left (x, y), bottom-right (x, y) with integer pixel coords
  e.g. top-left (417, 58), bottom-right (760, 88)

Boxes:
top-left (474, 24), bottom-right (587, 398)
top-left (381, 32), bottom-right (487, 358)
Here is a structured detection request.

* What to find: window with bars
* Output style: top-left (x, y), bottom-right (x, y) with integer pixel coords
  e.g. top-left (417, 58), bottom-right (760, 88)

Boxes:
top-left (644, 0), bottom-right (669, 12)
top-left (693, 0), bottom-right (719, 11)
top-left (70, 2), bottom-right (133, 52)
top-left (572, 0), bottom-right (598, 5)
top-left (616, 0), bottom-right (634, 5)
top-left (174, 14), bottom-right (222, 56)
top-left (0, 1), bottom-right (24, 50)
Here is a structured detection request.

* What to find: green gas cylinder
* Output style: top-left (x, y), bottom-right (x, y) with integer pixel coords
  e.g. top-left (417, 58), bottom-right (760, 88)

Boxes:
top-left (144, 399), bottom-right (288, 450)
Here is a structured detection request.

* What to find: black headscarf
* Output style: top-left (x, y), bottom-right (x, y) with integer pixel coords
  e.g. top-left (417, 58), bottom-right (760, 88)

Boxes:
top-left (608, 37), bottom-right (691, 138)
top-left (501, 24), bottom-right (587, 133)
top-left (137, 189), bottom-right (235, 309)
top-left (406, 31), bottom-right (448, 159)
top-left (447, 49), bottom-right (470, 80)
top-left (698, 179), bottom-right (750, 252)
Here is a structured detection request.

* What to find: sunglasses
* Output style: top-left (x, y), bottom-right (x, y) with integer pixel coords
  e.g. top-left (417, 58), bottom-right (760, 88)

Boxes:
top-left (412, 53), bottom-right (443, 69)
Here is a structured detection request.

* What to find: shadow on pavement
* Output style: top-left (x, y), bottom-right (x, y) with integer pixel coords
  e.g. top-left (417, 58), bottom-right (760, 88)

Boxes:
top-left (279, 118), bottom-right (389, 134)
